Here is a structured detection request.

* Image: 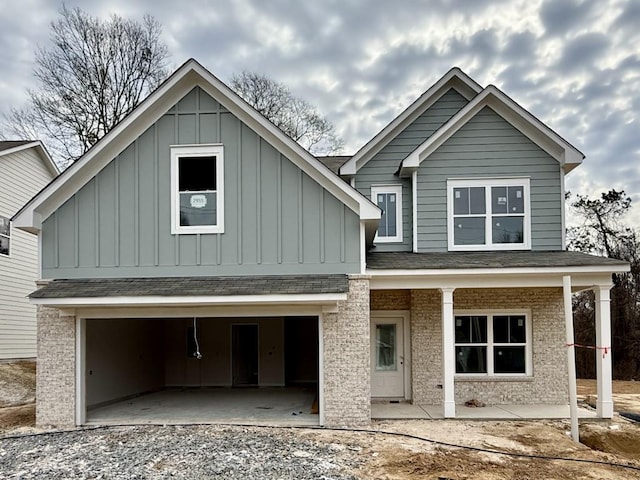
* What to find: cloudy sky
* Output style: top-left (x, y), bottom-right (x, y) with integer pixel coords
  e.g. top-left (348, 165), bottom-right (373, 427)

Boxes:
top-left (1, 0), bottom-right (639, 225)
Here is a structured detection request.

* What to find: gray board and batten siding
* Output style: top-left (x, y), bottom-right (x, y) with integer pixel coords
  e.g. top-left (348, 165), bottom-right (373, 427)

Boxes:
top-left (354, 88), bottom-right (469, 252)
top-left (416, 106), bottom-right (563, 252)
top-left (41, 87), bottom-right (361, 279)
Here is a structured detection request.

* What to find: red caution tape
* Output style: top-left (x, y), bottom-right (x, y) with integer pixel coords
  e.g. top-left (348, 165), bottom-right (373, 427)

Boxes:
top-left (566, 343), bottom-right (610, 358)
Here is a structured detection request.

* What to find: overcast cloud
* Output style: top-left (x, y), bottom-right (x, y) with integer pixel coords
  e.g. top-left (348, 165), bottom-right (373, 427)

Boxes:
top-left (1, 0), bottom-right (639, 224)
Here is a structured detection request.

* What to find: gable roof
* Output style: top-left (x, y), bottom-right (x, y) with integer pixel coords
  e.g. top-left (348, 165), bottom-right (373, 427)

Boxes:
top-left (0, 140), bottom-right (59, 177)
top-left (339, 68), bottom-right (482, 176)
top-left (399, 85), bottom-right (584, 177)
top-left (13, 59), bottom-right (380, 235)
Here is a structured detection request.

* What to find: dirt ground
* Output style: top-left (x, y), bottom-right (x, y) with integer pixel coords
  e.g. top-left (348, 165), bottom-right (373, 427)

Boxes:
top-left (578, 378), bottom-right (640, 413)
top-left (1, 364), bottom-right (640, 479)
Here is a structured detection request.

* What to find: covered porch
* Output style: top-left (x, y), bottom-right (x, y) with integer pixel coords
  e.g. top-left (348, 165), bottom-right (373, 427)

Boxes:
top-left (367, 250), bottom-right (630, 420)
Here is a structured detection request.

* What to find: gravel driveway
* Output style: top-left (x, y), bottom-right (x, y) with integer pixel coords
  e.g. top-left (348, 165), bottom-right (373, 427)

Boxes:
top-left (0, 425), bottom-right (362, 479)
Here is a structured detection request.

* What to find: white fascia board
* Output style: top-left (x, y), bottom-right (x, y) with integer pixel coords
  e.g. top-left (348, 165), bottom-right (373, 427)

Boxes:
top-left (13, 59), bottom-right (380, 232)
top-left (368, 271), bottom-right (619, 290)
top-left (340, 68), bottom-right (482, 176)
top-left (399, 85), bottom-right (585, 173)
top-left (367, 263), bottom-right (629, 278)
top-left (31, 292), bottom-right (347, 308)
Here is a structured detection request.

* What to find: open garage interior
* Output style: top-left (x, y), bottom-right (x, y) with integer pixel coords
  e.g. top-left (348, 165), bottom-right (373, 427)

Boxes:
top-left (83, 316), bottom-right (319, 425)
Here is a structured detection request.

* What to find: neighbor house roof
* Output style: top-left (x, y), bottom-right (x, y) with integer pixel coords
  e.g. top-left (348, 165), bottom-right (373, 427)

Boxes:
top-left (399, 85), bottom-right (584, 177)
top-left (0, 140), bottom-right (32, 152)
top-left (12, 59), bottom-right (380, 236)
top-left (30, 274), bottom-right (349, 299)
top-left (340, 67), bottom-right (483, 176)
top-left (366, 251), bottom-right (629, 271)
top-left (0, 140), bottom-right (59, 176)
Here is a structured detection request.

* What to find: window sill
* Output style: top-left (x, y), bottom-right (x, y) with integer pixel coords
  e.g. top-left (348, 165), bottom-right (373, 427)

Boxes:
top-left (455, 375), bottom-right (533, 383)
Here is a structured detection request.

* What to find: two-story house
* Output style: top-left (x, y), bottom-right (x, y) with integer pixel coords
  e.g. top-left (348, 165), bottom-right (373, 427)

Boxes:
top-left (13, 60), bottom-right (628, 428)
top-left (0, 141), bottom-right (58, 360)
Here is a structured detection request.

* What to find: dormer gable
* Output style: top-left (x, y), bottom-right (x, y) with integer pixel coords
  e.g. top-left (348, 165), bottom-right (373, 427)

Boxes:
top-left (340, 68), bottom-right (482, 176)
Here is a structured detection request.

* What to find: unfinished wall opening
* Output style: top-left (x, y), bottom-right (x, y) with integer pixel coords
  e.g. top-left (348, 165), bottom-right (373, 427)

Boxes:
top-left (83, 315), bottom-right (319, 425)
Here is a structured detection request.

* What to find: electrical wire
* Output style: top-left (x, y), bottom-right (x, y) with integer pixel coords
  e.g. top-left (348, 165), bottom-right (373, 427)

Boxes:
top-left (193, 317), bottom-right (202, 359)
top-left (1, 422), bottom-right (639, 473)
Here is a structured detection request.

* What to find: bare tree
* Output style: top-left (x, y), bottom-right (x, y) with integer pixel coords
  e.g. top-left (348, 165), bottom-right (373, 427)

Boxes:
top-left (568, 189), bottom-right (640, 380)
top-left (1, 6), bottom-right (169, 167)
top-left (230, 71), bottom-right (343, 155)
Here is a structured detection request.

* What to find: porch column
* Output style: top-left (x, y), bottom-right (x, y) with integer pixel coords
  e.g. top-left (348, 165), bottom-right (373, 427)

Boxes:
top-left (441, 287), bottom-right (456, 418)
top-left (595, 285), bottom-right (614, 418)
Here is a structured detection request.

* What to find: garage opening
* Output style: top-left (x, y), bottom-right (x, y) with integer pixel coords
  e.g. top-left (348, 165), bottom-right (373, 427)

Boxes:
top-left (83, 316), bottom-right (319, 425)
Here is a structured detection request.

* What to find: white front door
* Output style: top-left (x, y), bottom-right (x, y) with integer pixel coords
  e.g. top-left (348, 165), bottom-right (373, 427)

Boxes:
top-left (371, 316), bottom-right (405, 398)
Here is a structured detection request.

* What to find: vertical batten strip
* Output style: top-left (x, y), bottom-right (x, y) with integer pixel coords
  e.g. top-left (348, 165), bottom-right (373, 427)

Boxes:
top-left (256, 139), bottom-right (262, 264)
top-left (340, 205), bottom-right (345, 263)
top-left (73, 195), bottom-right (79, 268)
top-left (298, 170), bottom-right (303, 264)
top-left (94, 178), bottom-right (100, 267)
top-left (277, 154), bottom-right (282, 264)
top-left (134, 139), bottom-right (139, 266)
top-left (319, 189), bottom-right (325, 263)
top-left (153, 123), bottom-right (159, 266)
top-left (237, 122), bottom-right (243, 265)
top-left (114, 156), bottom-right (119, 267)
top-left (53, 212), bottom-right (59, 268)
top-left (173, 112), bottom-right (180, 266)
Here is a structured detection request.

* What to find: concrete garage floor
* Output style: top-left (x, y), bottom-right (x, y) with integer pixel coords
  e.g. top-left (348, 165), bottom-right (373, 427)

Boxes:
top-left (87, 387), bottom-right (318, 426)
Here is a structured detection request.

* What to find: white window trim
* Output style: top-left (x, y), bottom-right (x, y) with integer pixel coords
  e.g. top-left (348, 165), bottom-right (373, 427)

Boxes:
top-left (0, 216), bottom-right (10, 257)
top-left (170, 144), bottom-right (224, 235)
top-left (372, 184), bottom-right (403, 243)
top-left (447, 177), bottom-right (531, 251)
top-left (454, 309), bottom-right (533, 378)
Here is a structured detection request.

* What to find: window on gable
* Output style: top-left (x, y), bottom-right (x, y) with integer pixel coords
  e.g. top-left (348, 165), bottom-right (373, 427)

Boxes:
top-left (455, 312), bottom-right (531, 376)
top-left (372, 185), bottom-right (403, 243)
top-left (448, 178), bottom-right (530, 250)
top-left (0, 216), bottom-right (10, 256)
top-left (171, 145), bottom-right (224, 235)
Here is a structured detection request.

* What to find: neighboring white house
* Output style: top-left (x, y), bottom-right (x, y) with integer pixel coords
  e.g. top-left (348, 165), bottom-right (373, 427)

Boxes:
top-left (0, 141), bottom-right (58, 360)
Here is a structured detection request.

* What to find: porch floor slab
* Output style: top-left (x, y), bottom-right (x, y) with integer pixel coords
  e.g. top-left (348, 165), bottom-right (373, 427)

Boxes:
top-left (372, 403), bottom-right (598, 420)
top-left (87, 387), bottom-right (318, 426)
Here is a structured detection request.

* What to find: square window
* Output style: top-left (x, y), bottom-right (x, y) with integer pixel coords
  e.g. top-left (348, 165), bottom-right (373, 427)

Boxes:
top-left (171, 145), bottom-right (224, 235)
top-left (448, 179), bottom-right (530, 251)
top-left (456, 313), bottom-right (530, 376)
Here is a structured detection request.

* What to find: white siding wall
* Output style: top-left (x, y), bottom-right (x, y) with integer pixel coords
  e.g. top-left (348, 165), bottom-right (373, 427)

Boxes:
top-left (0, 148), bottom-right (55, 359)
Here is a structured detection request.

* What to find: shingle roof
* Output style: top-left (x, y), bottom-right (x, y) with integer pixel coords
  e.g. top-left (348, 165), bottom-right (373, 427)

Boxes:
top-left (30, 274), bottom-right (349, 299)
top-left (0, 140), bottom-right (33, 152)
top-left (316, 155), bottom-right (351, 174)
top-left (366, 251), bottom-right (629, 270)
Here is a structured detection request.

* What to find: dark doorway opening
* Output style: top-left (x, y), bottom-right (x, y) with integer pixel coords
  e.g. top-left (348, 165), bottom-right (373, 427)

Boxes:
top-left (232, 324), bottom-right (259, 386)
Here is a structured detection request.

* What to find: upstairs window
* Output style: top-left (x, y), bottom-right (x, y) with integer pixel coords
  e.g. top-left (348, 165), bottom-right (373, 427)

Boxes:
top-left (0, 216), bottom-right (9, 256)
top-left (171, 145), bottom-right (224, 234)
top-left (447, 178), bottom-right (530, 250)
top-left (455, 312), bottom-right (531, 376)
top-left (372, 185), bottom-right (403, 243)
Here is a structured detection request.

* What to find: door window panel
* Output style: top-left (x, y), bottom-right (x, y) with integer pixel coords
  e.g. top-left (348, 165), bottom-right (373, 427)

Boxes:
top-left (375, 324), bottom-right (397, 371)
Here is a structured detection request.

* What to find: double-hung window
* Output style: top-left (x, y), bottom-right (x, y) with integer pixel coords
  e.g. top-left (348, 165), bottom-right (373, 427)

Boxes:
top-left (455, 312), bottom-right (531, 376)
top-left (171, 145), bottom-right (224, 234)
top-left (0, 216), bottom-right (10, 256)
top-left (447, 178), bottom-right (530, 250)
top-left (372, 185), bottom-right (403, 243)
